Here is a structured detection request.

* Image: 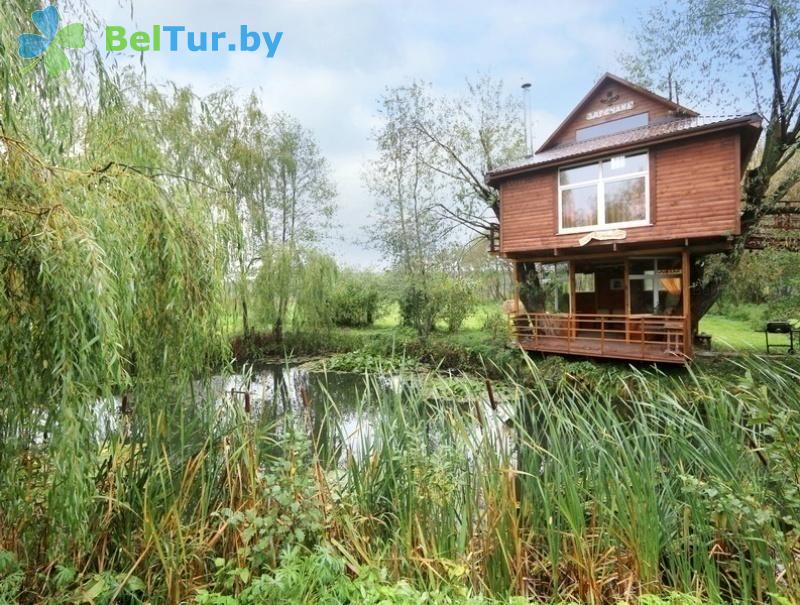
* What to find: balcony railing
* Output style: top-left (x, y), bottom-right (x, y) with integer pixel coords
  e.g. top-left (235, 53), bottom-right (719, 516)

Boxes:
top-left (488, 223), bottom-right (500, 254)
top-left (510, 312), bottom-right (688, 362)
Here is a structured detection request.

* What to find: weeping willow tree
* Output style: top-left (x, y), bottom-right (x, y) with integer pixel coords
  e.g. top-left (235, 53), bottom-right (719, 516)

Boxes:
top-left (0, 0), bottom-right (232, 573)
top-left (252, 245), bottom-right (339, 338)
top-left (198, 93), bottom-right (337, 338)
top-left (0, 3), bottom-right (342, 601)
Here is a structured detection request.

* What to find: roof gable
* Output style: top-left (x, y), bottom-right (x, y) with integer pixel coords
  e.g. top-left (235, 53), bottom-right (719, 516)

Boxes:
top-left (537, 73), bottom-right (698, 152)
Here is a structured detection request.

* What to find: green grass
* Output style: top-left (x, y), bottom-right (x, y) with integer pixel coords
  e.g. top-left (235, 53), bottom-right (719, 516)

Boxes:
top-left (235, 298), bottom-right (790, 364)
top-left (372, 302), bottom-right (496, 332)
top-left (699, 315), bottom-right (766, 351)
top-left (700, 313), bottom-right (799, 353)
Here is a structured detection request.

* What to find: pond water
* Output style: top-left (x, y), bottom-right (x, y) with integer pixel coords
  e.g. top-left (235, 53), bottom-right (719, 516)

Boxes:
top-left (218, 363), bottom-right (396, 418)
top-left (215, 363), bottom-right (391, 460)
top-left (215, 362), bottom-right (514, 463)
top-left (89, 362), bottom-right (514, 462)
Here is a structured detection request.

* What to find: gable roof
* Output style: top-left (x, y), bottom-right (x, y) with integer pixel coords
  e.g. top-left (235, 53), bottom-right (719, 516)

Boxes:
top-left (486, 113), bottom-right (762, 185)
top-left (536, 73), bottom-right (699, 153)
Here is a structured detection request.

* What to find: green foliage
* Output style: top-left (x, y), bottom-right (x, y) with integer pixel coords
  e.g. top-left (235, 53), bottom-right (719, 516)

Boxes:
top-left (252, 246), bottom-right (339, 337)
top-left (330, 272), bottom-right (381, 327)
top-left (482, 308), bottom-right (512, 347)
top-left (217, 428), bottom-right (325, 572)
top-left (0, 550), bottom-right (22, 605)
top-left (399, 282), bottom-right (440, 336)
top-left (316, 350), bottom-right (423, 373)
top-left (715, 250), bottom-right (800, 325)
top-left (195, 546), bottom-right (506, 605)
top-left (292, 249), bottom-right (340, 333)
top-left (200, 91), bottom-right (337, 336)
top-left (0, 120), bottom-right (228, 556)
top-left (438, 276), bottom-right (478, 333)
top-left (399, 276), bottom-right (480, 336)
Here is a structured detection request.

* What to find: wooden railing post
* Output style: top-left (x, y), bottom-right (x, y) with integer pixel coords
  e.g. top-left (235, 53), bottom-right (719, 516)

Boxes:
top-left (682, 249), bottom-right (692, 359)
top-left (600, 315), bottom-right (605, 355)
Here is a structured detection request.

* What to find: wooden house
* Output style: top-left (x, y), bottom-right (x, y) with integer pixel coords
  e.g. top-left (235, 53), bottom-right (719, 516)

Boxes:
top-left (486, 73), bottom-right (762, 363)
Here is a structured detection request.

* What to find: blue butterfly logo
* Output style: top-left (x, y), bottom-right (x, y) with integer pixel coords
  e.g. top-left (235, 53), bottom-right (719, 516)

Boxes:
top-left (18, 5), bottom-right (85, 76)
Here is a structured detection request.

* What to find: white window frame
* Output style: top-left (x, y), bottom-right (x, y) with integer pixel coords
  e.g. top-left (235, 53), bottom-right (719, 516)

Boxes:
top-left (557, 150), bottom-right (650, 235)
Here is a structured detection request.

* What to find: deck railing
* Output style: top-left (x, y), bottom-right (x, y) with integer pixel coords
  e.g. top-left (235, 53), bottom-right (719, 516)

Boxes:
top-left (510, 312), bottom-right (687, 359)
top-left (487, 223), bottom-right (500, 254)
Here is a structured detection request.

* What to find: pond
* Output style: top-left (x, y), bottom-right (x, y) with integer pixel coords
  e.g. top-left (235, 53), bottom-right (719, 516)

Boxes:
top-left (215, 362), bottom-right (515, 463)
top-left (87, 361), bottom-right (515, 463)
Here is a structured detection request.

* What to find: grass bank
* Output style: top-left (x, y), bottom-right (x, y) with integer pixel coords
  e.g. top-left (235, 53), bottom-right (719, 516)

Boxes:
top-left (231, 303), bottom-right (521, 377)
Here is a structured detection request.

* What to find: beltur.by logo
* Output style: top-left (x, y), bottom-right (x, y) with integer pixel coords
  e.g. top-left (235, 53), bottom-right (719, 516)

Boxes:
top-left (17, 7), bottom-right (283, 78)
top-left (105, 25), bottom-right (283, 57)
top-left (17, 6), bottom-right (85, 76)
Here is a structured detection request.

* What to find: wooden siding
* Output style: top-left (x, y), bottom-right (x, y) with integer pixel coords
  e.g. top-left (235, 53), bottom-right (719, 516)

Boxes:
top-left (547, 83), bottom-right (679, 148)
top-left (499, 131), bottom-right (741, 255)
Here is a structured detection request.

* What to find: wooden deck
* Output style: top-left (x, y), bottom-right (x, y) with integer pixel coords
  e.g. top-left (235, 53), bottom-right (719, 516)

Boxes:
top-left (518, 334), bottom-right (686, 363)
top-left (512, 313), bottom-right (689, 363)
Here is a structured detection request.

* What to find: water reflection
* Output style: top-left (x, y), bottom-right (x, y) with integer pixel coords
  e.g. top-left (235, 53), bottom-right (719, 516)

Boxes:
top-left (218, 363), bottom-right (394, 462)
top-left (219, 363), bottom-right (515, 465)
top-left (92, 363), bottom-right (514, 465)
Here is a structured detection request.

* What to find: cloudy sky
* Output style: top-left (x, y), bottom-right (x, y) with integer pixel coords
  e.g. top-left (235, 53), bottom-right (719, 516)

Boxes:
top-left (88, 0), bottom-right (657, 267)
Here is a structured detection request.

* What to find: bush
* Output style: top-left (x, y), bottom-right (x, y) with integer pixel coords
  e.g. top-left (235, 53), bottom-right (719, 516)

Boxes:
top-left (399, 283), bottom-right (440, 336)
top-left (195, 546), bottom-right (504, 605)
top-left (483, 309), bottom-right (511, 347)
top-left (437, 277), bottom-right (477, 333)
top-left (329, 273), bottom-right (380, 327)
top-left (399, 277), bottom-right (478, 336)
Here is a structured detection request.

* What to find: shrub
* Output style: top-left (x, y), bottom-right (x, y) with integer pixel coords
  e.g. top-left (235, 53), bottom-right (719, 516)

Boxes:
top-left (330, 273), bottom-right (380, 327)
top-left (399, 283), bottom-right (440, 337)
top-left (399, 276), bottom-right (478, 336)
top-left (195, 546), bottom-right (504, 605)
top-left (482, 308), bottom-right (510, 346)
top-left (437, 277), bottom-right (477, 333)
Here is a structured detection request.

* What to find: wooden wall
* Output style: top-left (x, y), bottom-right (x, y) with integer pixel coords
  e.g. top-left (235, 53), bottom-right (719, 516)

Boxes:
top-left (545, 83), bottom-right (680, 148)
top-left (499, 131), bottom-right (741, 255)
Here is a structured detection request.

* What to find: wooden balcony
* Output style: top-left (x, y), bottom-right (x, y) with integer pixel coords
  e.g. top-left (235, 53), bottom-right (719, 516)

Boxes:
top-left (511, 312), bottom-right (688, 363)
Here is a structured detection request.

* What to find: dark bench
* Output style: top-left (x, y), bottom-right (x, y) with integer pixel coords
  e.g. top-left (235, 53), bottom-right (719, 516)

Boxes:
top-left (695, 333), bottom-right (712, 350)
top-left (764, 321), bottom-right (796, 355)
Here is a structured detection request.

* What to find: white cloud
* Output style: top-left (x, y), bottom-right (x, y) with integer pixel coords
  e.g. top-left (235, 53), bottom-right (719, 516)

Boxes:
top-left (86, 0), bottom-right (642, 267)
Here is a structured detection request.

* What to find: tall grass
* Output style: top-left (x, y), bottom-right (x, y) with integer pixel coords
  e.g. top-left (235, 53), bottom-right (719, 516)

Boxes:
top-left (1, 356), bottom-right (798, 604)
top-left (323, 357), bottom-right (799, 604)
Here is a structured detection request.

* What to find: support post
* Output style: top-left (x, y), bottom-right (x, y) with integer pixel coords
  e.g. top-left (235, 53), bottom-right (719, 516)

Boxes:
top-left (568, 261), bottom-right (576, 340)
top-left (624, 259), bottom-right (630, 343)
top-left (682, 249), bottom-right (693, 359)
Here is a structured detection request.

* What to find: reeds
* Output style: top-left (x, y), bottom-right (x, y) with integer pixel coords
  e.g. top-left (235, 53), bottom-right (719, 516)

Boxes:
top-left (1, 356), bottom-right (798, 604)
top-left (323, 357), bottom-right (800, 604)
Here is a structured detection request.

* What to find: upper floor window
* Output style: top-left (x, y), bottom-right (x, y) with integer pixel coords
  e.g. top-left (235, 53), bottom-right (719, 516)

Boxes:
top-left (558, 151), bottom-right (649, 233)
top-left (576, 112), bottom-right (649, 142)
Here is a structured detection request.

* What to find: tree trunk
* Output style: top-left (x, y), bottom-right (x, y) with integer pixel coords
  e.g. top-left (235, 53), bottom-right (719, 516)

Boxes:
top-left (242, 298), bottom-right (250, 337)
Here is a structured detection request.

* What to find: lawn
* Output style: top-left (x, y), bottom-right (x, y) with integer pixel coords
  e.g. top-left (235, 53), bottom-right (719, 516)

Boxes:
top-left (699, 315), bottom-right (767, 352)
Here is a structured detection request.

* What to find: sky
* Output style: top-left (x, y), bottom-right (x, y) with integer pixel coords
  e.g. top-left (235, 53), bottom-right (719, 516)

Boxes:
top-left (87, 0), bottom-right (659, 268)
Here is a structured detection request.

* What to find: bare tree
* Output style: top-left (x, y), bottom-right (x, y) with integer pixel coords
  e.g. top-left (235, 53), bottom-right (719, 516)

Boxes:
top-left (365, 76), bottom-right (526, 276)
top-left (410, 75), bottom-right (526, 232)
top-left (364, 83), bottom-right (446, 279)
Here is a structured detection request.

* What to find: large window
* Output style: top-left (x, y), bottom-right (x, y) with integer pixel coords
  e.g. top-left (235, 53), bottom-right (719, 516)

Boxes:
top-left (628, 257), bottom-right (683, 315)
top-left (558, 151), bottom-right (649, 233)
